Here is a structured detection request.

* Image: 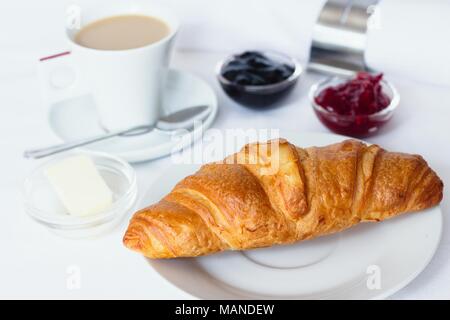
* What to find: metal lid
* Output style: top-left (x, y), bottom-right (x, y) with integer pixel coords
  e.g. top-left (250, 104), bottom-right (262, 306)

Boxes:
top-left (308, 0), bottom-right (379, 75)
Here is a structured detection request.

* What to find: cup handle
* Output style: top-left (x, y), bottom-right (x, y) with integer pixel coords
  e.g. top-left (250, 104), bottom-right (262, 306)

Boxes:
top-left (37, 51), bottom-right (89, 108)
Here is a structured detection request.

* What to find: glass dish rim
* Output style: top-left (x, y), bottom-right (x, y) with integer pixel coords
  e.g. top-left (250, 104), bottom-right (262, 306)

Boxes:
top-left (309, 74), bottom-right (400, 120)
top-left (21, 150), bottom-right (137, 229)
top-left (216, 50), bottom-right (303, 93)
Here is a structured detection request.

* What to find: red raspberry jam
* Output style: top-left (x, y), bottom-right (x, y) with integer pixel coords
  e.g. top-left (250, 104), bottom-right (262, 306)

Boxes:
top-left (314, 72), bottom-right (393, 137)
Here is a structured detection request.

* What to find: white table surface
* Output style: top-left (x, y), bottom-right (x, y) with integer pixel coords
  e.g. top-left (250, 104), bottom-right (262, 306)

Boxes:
top-left (0, 2), bottom-right (449, 300)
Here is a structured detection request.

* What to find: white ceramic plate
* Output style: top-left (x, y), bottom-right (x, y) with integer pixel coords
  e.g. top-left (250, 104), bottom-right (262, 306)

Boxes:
top-left (49, 69), bottom-right (218, 163)
top-left (142, 131), bottom-right (442, 299)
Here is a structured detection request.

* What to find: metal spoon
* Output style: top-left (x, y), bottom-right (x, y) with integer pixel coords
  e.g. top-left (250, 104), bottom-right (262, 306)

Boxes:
top-left (24, 105), bottom-right (211, 159)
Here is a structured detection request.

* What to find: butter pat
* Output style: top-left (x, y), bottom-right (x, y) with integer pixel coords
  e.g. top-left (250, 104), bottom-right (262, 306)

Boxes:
top-left (45, 155), bottom-right (113, 216)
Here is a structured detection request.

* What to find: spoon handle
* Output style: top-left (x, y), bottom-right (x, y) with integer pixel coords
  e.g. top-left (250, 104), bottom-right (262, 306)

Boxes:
top-left (23, 125), bottom-right (154, 159)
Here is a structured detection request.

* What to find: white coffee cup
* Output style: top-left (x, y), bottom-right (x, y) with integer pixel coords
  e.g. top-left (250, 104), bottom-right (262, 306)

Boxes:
top-left (38, 3), bottom-right (178, 131)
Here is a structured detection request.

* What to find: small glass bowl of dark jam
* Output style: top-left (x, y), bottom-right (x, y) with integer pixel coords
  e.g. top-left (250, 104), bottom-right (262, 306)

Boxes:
top-left (217, 51), bottom-right (302, 108)
top-left (310, 72), bottom-right (400, 137)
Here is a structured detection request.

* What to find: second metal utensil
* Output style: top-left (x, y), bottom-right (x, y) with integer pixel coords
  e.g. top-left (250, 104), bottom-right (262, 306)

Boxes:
top-left (24, 105), bottom-right (211, 159)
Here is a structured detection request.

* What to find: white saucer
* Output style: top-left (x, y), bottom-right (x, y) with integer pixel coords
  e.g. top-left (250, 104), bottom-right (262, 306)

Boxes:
top-left (49, 69), bottom-right (218, 163)
top-left (142, 131), bottom-right (443, 299)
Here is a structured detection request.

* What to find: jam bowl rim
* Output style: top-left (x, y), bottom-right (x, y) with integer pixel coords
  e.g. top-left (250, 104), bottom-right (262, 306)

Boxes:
top-left (216, 50), bottom-right (303, 94)
top-left (309, 74), bottom-right (400, 120)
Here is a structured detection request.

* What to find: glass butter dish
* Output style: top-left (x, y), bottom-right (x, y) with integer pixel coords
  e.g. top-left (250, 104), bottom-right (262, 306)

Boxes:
top-left (22, 151), bottom-right (137, 238)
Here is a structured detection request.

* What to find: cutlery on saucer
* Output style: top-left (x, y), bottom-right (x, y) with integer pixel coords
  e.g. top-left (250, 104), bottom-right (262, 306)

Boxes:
top-left (24, 105), bottom-right (210, 159)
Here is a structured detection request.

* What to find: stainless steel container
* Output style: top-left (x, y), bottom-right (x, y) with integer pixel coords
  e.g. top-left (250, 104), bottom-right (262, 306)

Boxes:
top-left (309, 0), bottom-right (380, 75)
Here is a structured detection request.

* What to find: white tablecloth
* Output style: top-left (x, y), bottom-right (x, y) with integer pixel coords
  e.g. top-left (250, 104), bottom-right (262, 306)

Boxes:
top-left (0, 0), bottom-right (449, 299)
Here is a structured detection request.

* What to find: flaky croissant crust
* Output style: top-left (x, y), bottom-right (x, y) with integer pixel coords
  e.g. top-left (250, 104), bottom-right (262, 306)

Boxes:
top-left (124, 139), bottom-right (443, 258)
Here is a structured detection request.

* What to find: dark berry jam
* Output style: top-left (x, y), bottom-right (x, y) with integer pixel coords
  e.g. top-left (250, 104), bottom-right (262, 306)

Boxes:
top-left (222, 51), bottom-right (294, 86)
top-left (314, 72), bottom-right (394, 137)
top-left (219, 51), bottom-right (298, 108)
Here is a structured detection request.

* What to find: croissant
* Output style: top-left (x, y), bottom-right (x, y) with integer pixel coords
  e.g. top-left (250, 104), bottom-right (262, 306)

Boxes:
top-left (123, 139), bottom-right (443, 258)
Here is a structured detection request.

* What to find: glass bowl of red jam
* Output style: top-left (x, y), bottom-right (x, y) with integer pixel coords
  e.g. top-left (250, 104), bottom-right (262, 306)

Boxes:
top-left (217, 51), bottom-right (302, 108)
top-left (310, 72), bottom-right (400, 137)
